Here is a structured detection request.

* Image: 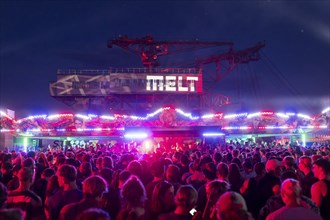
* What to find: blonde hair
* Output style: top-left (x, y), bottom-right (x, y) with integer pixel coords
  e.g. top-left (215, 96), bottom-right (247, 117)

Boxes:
top-left (281, 178), bottom-right (302, 200)
top-left (18, 167), bottom-right (34, 183)
top-left (175, 185), bottom-right (197, 208)
top-left (217, 191), bottom-right (247, 212)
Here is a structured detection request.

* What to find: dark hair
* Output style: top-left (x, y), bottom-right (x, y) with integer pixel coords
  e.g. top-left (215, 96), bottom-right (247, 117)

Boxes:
top-left (175, 185), bottom-right (197, 208)
top-left (100, 168), bottom-right (113, 186)
top-left (0, 182), bottom-right (8, 208)
top-left (80, 162), bottom-right (92, 177)
top-left (228, 163), bottom-right (242, 189)
top-left (121, 176), bottom-right (146, 207)
top-left (77, 208), bottom-right (110, 220)
top-left (119, 170), bottom-right (131, 183)
top-left (232, 149), bottom-right (239, 158)
top-left (151, 181), bottom-right (174, 213)
top-left (127, 160), bottom-right (142, 177)
top-left (283, 156), bottom-right (296, 167)
top-left (206, 180), bottom-right (230, 202)
top-left (27, 151), bottom-right (36, 159)
top-left (202, 162), bottom-right (217, 180)
top-left (58, 164), bottom-right (77, 182)
top-left (280, 170), bottom-right (297, 183)
top-left (166, 164), bottom-right (180, 182)
top-left (232, 158), bottom-right (242, 170)
top-left (254, 162), bottom-right (265, 175)
top-left (151, 160), bottom-right (165, 178)
top-left (22, 158), bottom-right (35, 168)
top-left (218, 209), bottom-right (254, 220)
top-left (83, 175), bottom-right (107, 198)
top-left (213, 152), bottom-right (223, 164)
top-left (217, 162), bottom-right (229, 178)
top-left (1, 162), bottom-right (13, 171)
top-left (313, 158), bottom-right (330, 174)
top-left (102, 156), bottom-right (114, 169)
top-left (252, 153), bottom-right (261, 164)
top-left (42, 168), bottom-right (55, 178)
top-left (0, 208), bottom-right (24, 220)
top-left (65, 158), bottom-right (77, 167)
top-left (180, 155), bottom-right (190, 166)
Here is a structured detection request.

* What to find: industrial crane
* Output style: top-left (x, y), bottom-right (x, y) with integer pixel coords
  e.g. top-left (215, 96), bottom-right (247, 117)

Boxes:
top-left (51, 36), bottom-right (265, 114)
top-left (108, 35), bottom-right (265, 83)
top-left (108, 35), bottom-right (234, 67)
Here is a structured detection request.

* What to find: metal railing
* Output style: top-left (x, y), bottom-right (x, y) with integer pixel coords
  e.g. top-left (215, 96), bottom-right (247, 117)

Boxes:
top-left (57, 67), bottom-right (201, 75)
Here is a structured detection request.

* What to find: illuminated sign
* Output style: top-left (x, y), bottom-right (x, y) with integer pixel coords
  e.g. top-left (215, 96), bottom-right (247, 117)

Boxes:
top-left (50, 72), bottom-right (203, 96)
top-left (146, 75), bottom-right (199, 92)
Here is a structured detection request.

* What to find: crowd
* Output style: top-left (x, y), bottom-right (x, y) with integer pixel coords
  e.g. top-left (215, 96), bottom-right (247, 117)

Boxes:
top-left (0, 140), bottom-right (329, 220)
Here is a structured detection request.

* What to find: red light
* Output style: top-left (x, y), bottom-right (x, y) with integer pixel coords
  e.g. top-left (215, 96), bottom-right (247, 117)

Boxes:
top-left (214, 113), bottom-right (223, 119)
top-left (261, 112), bottom-right (274, 115)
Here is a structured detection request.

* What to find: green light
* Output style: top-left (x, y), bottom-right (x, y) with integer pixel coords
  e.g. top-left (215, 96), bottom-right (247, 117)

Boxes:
top-left (301, 134), bottom-right (306, 147)
top-left (23, 137), bottom-right (28, 152)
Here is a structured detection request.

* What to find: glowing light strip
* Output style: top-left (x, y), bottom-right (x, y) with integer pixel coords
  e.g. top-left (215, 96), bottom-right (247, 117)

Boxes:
top-left (176, 109), bottom-right (199, 120)
top-left (276, 113), bottom-right (289, 119)
top-left (299, 125), bottom-right (328, 129)
top-left (130, 116), bottom-right (140, 120)
top-left (27, 115), bottom-right (47, 120)
top-left (100, 115), bottom-right (115, 120)
top-left (124, 132), bottom-right (148, 139)
top-left (223, 126), bottom-right (251, 130)
top-left (114, 114), bottom-right (128, 118)
top-left (202, 133), bottom-right (225, 137)
top-left (75, 114), bottom-right (90, 120)
top-left (263, 126), bottom-right (289, 129)
top-left (48, 114), bottom-right (73, 120)
top-left (16, 127), bottom-right (125, 134)
top-left (297, 113), bottom-right (311, 120)
top-left (224, 113), bottom-right (248, 119)
top-left (286, 112), bottom-right (296, 116)
top-left (0, 129), bottom-right (15, 132)
top-left (8, 109), bottom-right (330, 124)
top-left (27, 128), bottom-right (41, 132)
top-left (322, 107), bottom-right (330, 114)
top-left (201, 114), bottom-right (214, 119)
top-left (247, 112), bottom-right (260, 118)
top-left (145, 108), bottom-right (165, 119)
top-left (261, 112), bottom-right (274, 115)
top-left (0, 111), bottom-right (13, 120)
top-left (201, 113), bottom-right (223, 119)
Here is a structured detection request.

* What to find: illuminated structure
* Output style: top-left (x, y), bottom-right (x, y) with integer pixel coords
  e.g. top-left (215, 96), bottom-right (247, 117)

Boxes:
top-left (50, 36), bottom-right (265, 114)
top-left (0, 107), bottom-right (329, 150)
top-left (1, 107), bottom-right (329, 139)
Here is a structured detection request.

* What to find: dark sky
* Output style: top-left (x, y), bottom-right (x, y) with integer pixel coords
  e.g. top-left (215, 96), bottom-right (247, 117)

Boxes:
top-left (0, 0), bottom-right (329, 118)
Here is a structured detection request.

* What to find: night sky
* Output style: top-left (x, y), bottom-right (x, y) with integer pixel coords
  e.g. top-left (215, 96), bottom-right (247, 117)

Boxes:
top-left (0, 0), bottom-right (329, 119)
